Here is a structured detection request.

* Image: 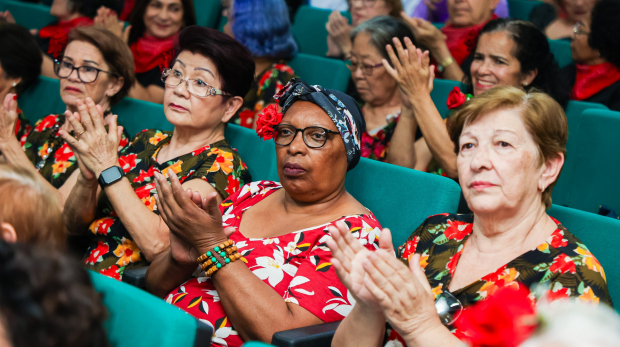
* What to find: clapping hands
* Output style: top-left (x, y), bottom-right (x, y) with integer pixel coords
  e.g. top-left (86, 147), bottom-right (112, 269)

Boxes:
top-left (94, 6), bottom-right (131, 44)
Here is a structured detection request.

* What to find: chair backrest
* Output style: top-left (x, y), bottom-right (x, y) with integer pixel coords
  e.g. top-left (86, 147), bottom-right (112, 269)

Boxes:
top-left (345, 158), bottom-right (462, 247)
top-left (224, 124), bottom-right (279, 182)
top-left (547, 205), bottom-right (620, 311)
top-left (430, 79), bottom-right (464, 119)
top-left (508, 0), bottom-right (544, 20)
top-left (111, 98), bottom-right (171, 138)
top-left (548, 39), bottom-right (573, 68)
top-left (288, 53), bottom-right (351, 92)
top-left (292, 5), bottom-right (351, 56)
top-left (563, 109), bottom-right (620, 214)
top-left (17, 76), bottom-right (65, 124)
top-left (0, 0), bottom-right (55, 30)
top-left (552, 101), bottom-right (609, 207)
top-left (242, 342), bottom-right (275, 347)
top-left (88, 271), bottom-right (212, 347)
top-left (194, 0), bottom-right (221, 28)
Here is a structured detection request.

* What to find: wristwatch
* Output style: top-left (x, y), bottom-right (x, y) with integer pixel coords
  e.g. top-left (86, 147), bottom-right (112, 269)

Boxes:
top-left (437, 56), bottom-right (454, 73)
top-left (98, 166), bottom-right (125, 187)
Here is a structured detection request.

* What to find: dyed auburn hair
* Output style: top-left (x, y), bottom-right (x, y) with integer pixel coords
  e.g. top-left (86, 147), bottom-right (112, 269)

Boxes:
top-left (0, 165), bottom-right (65, 249)
top-left (447, 86), bottom-right (568, 208)
top-left (67, 27), bottom-right (136, 107)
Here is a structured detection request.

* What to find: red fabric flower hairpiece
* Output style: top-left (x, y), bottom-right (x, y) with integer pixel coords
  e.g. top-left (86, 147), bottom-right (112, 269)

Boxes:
top-left (447, 87), bottom-right (473, 110)
top-left (256, 104), bottom-right (283, 141)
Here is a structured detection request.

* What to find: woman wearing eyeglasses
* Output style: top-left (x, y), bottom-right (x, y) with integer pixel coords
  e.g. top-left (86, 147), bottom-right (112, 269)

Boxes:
top-left (144, 79), bottom-right (383, 346)
top-left (0, 26), bottom-right (133, 206)
top-left (559, 0), bottom-right (620, 111)
top-left (59, 26), bottom-right (253, 279)
top-left (328, 86), bottom-right (611, 347)
top-left (530, 0), bottom-right (596, 41)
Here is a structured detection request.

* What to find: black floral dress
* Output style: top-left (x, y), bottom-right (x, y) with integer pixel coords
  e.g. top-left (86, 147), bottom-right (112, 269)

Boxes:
top-left (22, 114), bottom-right (129, 188)
top-left (84, 129), bottom-right (252, 280)
top-left (14, 109), bottom-right (31, 146)
top-left (360, 113), bottom-right (399, 162)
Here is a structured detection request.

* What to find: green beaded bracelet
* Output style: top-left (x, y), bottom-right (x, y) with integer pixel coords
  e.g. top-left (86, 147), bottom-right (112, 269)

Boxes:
top-left (225, 258), bottom-right (231, 264)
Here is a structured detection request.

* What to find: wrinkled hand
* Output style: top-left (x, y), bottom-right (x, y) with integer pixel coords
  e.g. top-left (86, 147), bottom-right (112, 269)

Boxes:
top-left (326, 11), bottom-right (352, 54)
top-left (0, 10), bottom-right (16, 24)
top-left (58, 98), bottom-right (123, 177)
top-left (326, 221), bottom-right (393, 312)
top-left (363, 252), bottom-right (441, 341)
top-left (153, 170), bottom-right (228, 255)
top-left (94, 6), bottom-right (131, 43)
top-left (383, 36), bottom-right (435, 102)
top-left (401, 13), bottom-right (446, 52)
top-left (0, 94), bottom-right (18, 144)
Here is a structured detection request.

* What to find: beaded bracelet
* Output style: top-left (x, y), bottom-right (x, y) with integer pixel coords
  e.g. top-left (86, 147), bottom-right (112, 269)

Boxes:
top-left (196, 240), bottom-right (234, 263)
top-left (199, 247), bottom-right (239, 271)
top-left (205, 253), bottom-right (243, 276)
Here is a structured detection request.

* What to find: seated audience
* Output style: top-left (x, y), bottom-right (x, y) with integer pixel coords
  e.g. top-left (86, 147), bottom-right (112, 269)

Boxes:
top-left (560, 0), bottom-right (620, 111)
top-left (145, 79), bottom-right (384, 346)
top-left (222, 0), bottom-right (298, 129)
top-left (409, 0), bottom-right (508, 22)
top-left (0, 27), bottom-right (134, 204)
top-left (401, 0), bottom-right (500, 81)
top-left (0, 165), bottom-right (65, 249)
top-left (348, 16), bottom-right (420, 165)
top-left (388, 19), bottom-right (567, 177)
top-left (530, 0), bottom-right (596, 41)
top-left (0, 241), bottom-right (108, 347)
top-left (60, 26), bottom-right (253, 280)
top-left (326, 0), bottom-right (403, 58)
top-left (0, 24), bottom-right (42, 145)
top-left (96, 0), bottom-right (196, 103)
top-left (328, 86), bottom-right (611, 347)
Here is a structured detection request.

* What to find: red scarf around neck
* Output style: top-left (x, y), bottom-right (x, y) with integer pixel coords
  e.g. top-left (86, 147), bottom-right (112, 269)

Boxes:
top-left (39, 17), bottom-right (94, 58)
top-left (440, 15), bottom-right (498, 68)
top-left (130, 34), bottom-right (177, 74)
top-left (572, 62), bottom-right (620, 101)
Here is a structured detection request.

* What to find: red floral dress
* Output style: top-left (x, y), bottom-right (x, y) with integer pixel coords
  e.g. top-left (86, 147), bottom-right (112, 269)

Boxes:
top-left (385, 213), bottom-right (612, 345)
top-left (361, 113), bottom-right (399, 162)
top-left (168, 181), bottom-right (382, 347)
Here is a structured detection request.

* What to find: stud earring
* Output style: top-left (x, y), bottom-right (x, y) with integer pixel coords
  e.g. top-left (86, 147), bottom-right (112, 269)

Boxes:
top-left (12, 82), bottom-right (17, 87)
top-left (524, 82), bottom-right (528, 87)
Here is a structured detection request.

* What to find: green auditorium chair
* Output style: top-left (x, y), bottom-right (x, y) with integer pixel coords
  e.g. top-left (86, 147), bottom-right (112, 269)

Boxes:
top-left (194, 0), bottom-right (221, 28)
top-left (288, 53), bottom-right (351, 92)
top-left (225, 124), bottom-right (279, 182)
top-left (547, 205), bottom-right (620, 312)
top-left (551, 101), bottom-right (608, 207)
top-left (243, 342), bottom-right (276, 347)
top-left (17, 76), bottom-right (64, 125)
top-left (0, 0), bottom-right (55, 30)
top-left (89, 271), bottom-right (213, 347)
top-left (548, 39), bottom-right (573, 68)
top-left (431, 78), bottom-right (464, 119)
top-left (508, 0), bottom-right (544, 20)
top-left (562, 109), bottom-right (620, 214)
top-left (432, 22), bottom-right (444, 29)
top-left (111, 97), bottom-right (171, 138)
top-left (292, 5), bottom-right (351, 57)
top-left (218, 15), bottom-right (228, 32)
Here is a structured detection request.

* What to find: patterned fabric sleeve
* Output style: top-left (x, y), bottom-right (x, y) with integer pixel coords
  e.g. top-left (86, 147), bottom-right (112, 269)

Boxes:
top-left (284, 215), bottom-right (382, 322)
top-left (15, 110), bottom-right (32, 146)
top-left (188, 146), bottom-right (252, 199)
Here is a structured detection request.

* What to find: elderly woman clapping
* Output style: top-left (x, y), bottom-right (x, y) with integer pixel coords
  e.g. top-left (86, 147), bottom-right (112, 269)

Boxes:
top-left (145, 79), bottom-right (386, 346)
top-left (328, 86), bottom-right (612, 347)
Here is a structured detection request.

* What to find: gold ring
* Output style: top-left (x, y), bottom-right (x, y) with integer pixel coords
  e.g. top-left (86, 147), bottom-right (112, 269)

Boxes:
top-left (76, 130), bottom-right (85, 137)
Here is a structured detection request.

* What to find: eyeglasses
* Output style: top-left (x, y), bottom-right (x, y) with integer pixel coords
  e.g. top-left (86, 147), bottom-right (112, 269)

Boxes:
top-left (161, 68), bottom-right (230, 97)
top-left (573, 22), bottom-right (590, 36)
top-left (53, 60), bottom-right (117, 83)
top-left (273, 124), bottom-right (340, 148)
top-left (435, 291), bottom-right (463, 325)
top-left (345, 60), bottom-right (384, 76)
top-left (350, 0), bottom-right (378, 7)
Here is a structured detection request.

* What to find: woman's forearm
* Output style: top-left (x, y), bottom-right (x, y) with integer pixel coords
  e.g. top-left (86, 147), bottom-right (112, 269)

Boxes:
top-left (402, 322), bottom-right (463, 347)
top-left (331, 303), bottom-right (386, 347)
top-left (145, 251), bottom-right (196, 298)
top-left (386, 107), bottom-right (418, 169)
top-left (431, 44), bottom-right (465, 82)
top-left (63, 173), bottom-right (99, 235)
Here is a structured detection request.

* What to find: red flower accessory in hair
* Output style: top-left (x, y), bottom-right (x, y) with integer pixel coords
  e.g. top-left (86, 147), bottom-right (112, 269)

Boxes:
top-left (256, 104), bottom-right (283, 140)
top-left (447, 87), bottom-right (473, 110)
top-left (454, 285), bottom-right (537, 347)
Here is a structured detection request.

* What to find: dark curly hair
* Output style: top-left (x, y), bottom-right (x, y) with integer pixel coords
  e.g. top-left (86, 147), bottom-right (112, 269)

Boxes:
top-left (0, 241), bottom-right (109, 347)
top-left (127, 0), bottom-right (196, 46)
top-left (589, 0), bottom-right (620, 68)
top-left (0, 24), bottom-right (42, 96)
top-left (463, 18), bottom-right (570, 108)
top-left (67, 0), bottom-right (118, 18)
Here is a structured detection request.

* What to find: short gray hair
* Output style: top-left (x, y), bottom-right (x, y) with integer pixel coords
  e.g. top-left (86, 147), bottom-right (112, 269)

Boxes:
top-left (350, 16), bottom-right (415, 64)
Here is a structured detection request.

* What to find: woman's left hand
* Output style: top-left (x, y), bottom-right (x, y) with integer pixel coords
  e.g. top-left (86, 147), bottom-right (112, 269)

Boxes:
top-left (153, 170), bottom-right (228, 254)
top-left (363, 251), bottom-right (443, 342)
top-left (0, 94), bottom-right (18, 144)
top-left (58, 98), bottom-right (123, 177)
top-left (326, 11), bottom-right (353, 55)
top-left (383, 37), bottom-right (435, 102)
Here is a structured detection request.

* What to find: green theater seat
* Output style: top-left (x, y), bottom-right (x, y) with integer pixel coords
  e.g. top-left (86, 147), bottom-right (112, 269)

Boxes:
top-left (111, 98), bottom-right (170, 138)
top-left (0, 0), bottom-right (55, 30)
top-left (17, 76), bottom-right (64, 125)
top-left (292, 5), bottom-right (351, 57)
top-left (224, 124), bottom-right (279, 182)
top-left (548, 39), bottom-right (573, 68)
top-left (89, 271), bottom-right (212, 347)
top-left (194, 0), bottom-right (221, 28)
top-left (288, 53), bottom-right (351, 92)
top-left (431, 79), bottom-right (464, 119)
top-left (508, 0), bottom-right (544, 20)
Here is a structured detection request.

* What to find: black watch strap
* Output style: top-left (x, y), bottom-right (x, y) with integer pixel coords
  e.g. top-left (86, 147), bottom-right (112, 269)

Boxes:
top-left (98, 166), bottom-right (125, 187)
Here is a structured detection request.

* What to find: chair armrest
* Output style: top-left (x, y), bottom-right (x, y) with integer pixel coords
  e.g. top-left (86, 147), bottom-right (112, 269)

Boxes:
top-left (194, 319), bottom-right (213, 347)
top-left (271, 321), bottom-right (341, 347)
top-left (122, 266), bottom-right (149, 289)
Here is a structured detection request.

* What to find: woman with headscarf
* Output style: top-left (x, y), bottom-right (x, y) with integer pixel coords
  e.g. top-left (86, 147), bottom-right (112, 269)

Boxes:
top-left (145, 79), bottom-right (385, 347)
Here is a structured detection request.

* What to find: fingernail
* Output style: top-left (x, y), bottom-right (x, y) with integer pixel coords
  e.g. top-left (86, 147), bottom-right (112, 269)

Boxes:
top-left (12, 95), bottom-right (17, 100)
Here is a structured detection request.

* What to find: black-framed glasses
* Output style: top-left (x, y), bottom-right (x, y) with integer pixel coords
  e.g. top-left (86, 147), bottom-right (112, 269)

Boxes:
top-left (53, 60), bottom-right (117, 83)
top-left (161, 68), bottom-right (230, 97)
top-left (435, 291), bottom-right (463, 325)
top-left (573, 22), bottom-right (590, 36)
top-left (273, 124), bottom-right (340, 148)
top-left (345, 60), bottom-right (384, 76)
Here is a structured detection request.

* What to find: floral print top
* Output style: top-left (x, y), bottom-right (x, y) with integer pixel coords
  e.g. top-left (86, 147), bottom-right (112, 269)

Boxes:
top-left (361, 113), bottom-right (399, 162)
top-left (232, 63), bottom-right (296, 128)
top-left (84, 129), bottom-right (251, 280)
top-left (14, 109), bottom-right (32, 147)
top-left (385, 213), bottom-right (612, 345)
top-left (23, 114), bottom-right (129, 188)
top-left (168, 181), bottom-right (382, 347)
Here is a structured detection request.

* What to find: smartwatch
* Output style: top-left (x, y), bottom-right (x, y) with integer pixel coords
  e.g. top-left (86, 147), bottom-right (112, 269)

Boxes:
top-left (98, 166), bottom-right (125, 187)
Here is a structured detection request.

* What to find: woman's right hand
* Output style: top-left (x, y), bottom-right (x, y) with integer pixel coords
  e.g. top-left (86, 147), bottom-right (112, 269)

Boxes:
top-left (326, 11), bottom-right (353, 56)
top-left (383, 37), bottom-right (435, 102)
top-left (94, 6), bottom-right (131, 44)
top-left (0, 94), bottom-right (18, 145)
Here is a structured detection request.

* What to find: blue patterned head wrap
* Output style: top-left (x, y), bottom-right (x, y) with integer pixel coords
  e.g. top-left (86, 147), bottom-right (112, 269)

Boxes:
top-left (274, 78), bottom-right (366, 171)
